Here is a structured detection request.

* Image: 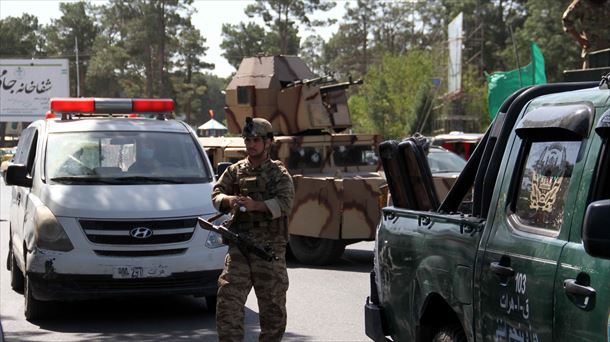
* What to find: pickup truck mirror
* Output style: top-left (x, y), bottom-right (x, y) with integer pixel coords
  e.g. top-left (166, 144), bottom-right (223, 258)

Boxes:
top-left (216, 162), bottom-right (232, 178)
top-left (5, 164), bottom-right (33, 188)
top-left (582, 199), bottom-right (610, 259)
top-left (515, 102), bottom-right (594, 141)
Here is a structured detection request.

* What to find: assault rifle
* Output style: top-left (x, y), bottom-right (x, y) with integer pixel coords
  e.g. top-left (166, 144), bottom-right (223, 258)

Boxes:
top-left (198, 213), bottom-right (277, 262)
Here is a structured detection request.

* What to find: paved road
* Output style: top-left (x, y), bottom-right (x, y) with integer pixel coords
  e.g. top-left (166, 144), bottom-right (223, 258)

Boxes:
top-left (0, 179), bottom-right (375, 341)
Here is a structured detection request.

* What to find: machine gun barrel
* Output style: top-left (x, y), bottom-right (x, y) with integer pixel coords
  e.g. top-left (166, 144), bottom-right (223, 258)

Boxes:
top-left (197, 216), bottom-right (277, 262)
top-left (319, 78), bottom-right (364, 94)
top-left (285, 74), bottom-right (336, 88)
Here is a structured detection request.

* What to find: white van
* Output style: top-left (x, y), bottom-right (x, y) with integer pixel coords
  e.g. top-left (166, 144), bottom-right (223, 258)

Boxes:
top-left (5, 98), bottom-right (226, 320)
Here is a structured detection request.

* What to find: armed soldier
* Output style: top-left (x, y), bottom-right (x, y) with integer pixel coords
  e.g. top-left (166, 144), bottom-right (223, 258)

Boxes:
top-left (211, 117), bottom-right (295, 342)
top-left (562, 0), bottom-right (610, 68)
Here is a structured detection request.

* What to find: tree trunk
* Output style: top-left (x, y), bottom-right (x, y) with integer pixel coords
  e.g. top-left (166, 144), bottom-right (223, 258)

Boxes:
top-left (157, 0), bottom-right (166, 97)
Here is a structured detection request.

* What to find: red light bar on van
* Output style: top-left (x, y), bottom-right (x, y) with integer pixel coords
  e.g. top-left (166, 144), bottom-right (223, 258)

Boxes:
top-left (51, 98), bottom-right (95, 113)
top-left (132, 99), bottom-right (175, 112)
top-left (45, 111), bottom-right (57, 120)
top-left (49, 98), bottom-right (175, 114)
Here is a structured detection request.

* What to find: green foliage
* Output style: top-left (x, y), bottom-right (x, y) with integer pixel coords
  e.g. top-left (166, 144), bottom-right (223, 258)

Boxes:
top-left (198, 74), bottom-right (228, 125)
top-left (509, 0), bottom-right (580, 81)
top-left (325, 0), bottom-right (378, 79)
top-left (300, 35), bottom-right (326, 75)
top-left (349, 51), bottom-right (436, 139)
top-left (221, 0), bottom-right (335, 70)
top-left (89, 0), bottom-right (196, 98)
top-left (461, 66), bottom-right (490, 130)
top-left (42, 2), bottom-right (99, 96)
top-left (0, 14), bottom-right (43, 56)
top-left (245, 0), bottom-right (335, 54)
top-left (220, 22), bottom-right (269, 69)
top-left (2, 0), bottom-right (597, 133)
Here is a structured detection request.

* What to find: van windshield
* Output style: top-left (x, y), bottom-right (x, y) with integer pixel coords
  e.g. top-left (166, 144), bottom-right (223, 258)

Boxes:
top-left (46, 131), bottom-right (211, 184)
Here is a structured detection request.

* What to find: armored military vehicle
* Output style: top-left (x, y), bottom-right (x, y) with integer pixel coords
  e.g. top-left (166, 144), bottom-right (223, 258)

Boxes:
top-left (200, 55), bottom-right (386, 265)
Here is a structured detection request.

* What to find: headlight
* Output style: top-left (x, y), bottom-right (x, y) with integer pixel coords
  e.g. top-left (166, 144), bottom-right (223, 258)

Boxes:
top-left (205, 231), bottom-right (224, 249)
top-left (34, 206), bottom-right (74, 251)
top-left (203, 213), bottom-right (227, 249)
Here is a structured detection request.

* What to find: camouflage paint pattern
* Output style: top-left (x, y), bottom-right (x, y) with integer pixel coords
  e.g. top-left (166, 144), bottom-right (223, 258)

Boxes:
top-left (202, 54), bottom-right (389, 266)
top-left (224, 55), bottom-right (352, 135)
top-left (202, 134), bottom-right (386, 241)
top-left (212, 158), bottom-right (294, 342)
top-left (216, 244), bottom-right (289, 342)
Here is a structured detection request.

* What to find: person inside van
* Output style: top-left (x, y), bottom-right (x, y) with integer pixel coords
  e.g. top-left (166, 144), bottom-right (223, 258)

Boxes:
top-left (128, 139), bottom-right (161, 173)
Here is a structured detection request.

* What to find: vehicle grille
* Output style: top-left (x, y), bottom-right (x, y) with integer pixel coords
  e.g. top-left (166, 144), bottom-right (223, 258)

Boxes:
top-left (93, 248), bottom-right (187, 257)
top-left (80, 218), bottom-right (197, 246)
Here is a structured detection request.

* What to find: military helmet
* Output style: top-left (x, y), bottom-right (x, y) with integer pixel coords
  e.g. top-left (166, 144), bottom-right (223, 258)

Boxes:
top-left (242, 117), bottom-right (273, 139)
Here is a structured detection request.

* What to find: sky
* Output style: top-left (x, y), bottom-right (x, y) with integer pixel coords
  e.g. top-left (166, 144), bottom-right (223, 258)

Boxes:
top-left (0, 0), bottom-right (345, 78)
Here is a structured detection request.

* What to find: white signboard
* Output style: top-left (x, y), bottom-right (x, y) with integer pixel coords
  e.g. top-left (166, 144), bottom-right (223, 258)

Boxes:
top-left (0, 59), bottom-right (70, 122)
top-left (448, 13), bottom-right (463, 94)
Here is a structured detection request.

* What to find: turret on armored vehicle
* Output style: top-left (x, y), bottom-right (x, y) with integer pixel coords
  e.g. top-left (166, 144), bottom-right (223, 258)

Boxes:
top-left (200, 55), bottom-right (384, 265)
top-left (223, 55), bottom-right (362, 135)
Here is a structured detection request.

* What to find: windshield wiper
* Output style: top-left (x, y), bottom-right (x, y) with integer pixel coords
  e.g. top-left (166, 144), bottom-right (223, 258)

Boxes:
top-left (49, 176), bottom-right (121, 184)
top-left (114, 176), bottom-right (184, 184)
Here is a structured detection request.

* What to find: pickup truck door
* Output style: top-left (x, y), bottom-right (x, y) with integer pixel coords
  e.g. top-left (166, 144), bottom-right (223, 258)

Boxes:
top-left (553, 114), bottom-right (610, 341)
top-left (477, 135), bottom-right (586, 341)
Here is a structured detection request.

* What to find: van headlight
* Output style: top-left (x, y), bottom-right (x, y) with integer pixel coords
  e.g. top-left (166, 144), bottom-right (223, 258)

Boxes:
top-left (204, 231), bottom-right (224, 249)
top-left (34, 206), bottom-right (74, 251)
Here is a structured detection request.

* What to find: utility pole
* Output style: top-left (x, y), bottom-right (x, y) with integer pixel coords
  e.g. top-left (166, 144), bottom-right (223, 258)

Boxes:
top-left (75, 36), bottom-right (80, 97)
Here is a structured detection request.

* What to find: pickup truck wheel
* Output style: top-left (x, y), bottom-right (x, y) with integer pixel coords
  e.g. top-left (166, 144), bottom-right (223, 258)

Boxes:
top-left (9, 248), bottom-right (24, 293)
top-left (432, 324), bottom-right (466, 342)
top-left (24, 273), bottom-right (45, 321)
top-left (205, 295), bottom-right (217, 313)
top-left (289, 235), bottom-right (346, 266)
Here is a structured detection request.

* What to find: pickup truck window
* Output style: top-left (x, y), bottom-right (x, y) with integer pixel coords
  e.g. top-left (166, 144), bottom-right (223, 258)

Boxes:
top-left (513, 140), bottom-right (581, 231)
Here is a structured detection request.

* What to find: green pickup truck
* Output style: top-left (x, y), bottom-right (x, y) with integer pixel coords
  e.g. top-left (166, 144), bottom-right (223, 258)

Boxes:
top-left (365, 77), bottom-right (610, 341)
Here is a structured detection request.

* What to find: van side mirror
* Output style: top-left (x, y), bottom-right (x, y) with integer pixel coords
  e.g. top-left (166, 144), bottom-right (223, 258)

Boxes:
top-left (583, 199), bottom-right (610, 259)
top-left (5, 164), bottom-right (33, 188)
top-left (216, 162), bottom-right (232, 178)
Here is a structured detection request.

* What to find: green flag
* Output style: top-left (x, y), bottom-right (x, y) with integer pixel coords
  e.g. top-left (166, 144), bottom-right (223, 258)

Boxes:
top-left (486, 42), bottom-right (547, 119)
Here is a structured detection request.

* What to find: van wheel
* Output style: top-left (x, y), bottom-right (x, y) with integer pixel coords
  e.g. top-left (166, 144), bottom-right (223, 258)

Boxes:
top-left (432, 324), bottom-right (466, 342)
top-left (289, 235), bottom-right (346, 266)
top-left (9, 249), bottom-right (24, 293)
top-left (24, 273), bottom-right (45, 321)
top-left (6, 228), bottom-right (12, 270)
top-left (205, 295), bottom-right (217, 313)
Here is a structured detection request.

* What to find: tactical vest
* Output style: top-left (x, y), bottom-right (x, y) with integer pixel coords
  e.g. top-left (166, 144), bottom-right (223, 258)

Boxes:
top-left (231, 162), bottom-right (288, 244)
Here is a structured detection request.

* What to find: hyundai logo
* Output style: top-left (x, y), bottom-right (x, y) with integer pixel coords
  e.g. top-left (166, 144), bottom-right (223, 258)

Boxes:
top-left (130, 227), bottom-right (153, 239)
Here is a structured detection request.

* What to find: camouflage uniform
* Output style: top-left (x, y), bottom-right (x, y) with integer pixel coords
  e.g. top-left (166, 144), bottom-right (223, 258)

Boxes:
top-left (211, 118), bottom-right (295, 342)
top-left (562, 0), bottom-right (610, 61)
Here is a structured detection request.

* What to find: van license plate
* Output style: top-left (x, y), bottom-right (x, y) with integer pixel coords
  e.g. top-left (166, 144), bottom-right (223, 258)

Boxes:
top-left (113, 265), bottom-right (170, 279)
